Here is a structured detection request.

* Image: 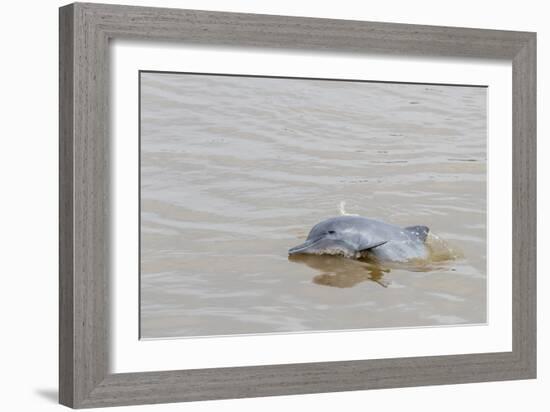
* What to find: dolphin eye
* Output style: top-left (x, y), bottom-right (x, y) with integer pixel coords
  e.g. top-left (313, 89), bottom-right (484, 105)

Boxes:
top-left (328, 230), bottom-right (336, 234)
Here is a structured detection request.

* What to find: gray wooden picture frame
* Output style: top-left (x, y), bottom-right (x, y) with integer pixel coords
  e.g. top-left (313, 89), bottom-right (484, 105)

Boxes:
top-left (59, 2), bottom-right (536, 409)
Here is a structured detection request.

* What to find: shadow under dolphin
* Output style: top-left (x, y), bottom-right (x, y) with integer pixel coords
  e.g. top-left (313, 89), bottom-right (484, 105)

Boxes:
top-left (289, 254), bottom-right (391, 288)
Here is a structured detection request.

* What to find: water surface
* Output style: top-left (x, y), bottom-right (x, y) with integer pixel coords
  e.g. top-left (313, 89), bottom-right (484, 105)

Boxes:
top-left (140, 72), bottom-right (487, 339)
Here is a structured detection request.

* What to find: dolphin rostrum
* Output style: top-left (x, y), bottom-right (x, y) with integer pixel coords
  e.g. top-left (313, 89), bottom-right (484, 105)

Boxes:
top-left (288, 216), bottom-right (430, 262)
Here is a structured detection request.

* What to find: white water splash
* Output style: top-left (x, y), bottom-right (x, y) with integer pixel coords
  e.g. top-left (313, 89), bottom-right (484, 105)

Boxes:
top-left (338, 201), bottom-right (359, 216)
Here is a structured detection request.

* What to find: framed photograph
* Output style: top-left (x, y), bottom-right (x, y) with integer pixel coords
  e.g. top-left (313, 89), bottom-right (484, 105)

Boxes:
top-left (59, 2), bottom-right (536, 408)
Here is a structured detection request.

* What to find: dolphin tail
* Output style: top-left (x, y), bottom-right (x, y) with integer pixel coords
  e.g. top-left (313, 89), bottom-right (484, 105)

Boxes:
top-left (404, 225), bottom-right (429, 242)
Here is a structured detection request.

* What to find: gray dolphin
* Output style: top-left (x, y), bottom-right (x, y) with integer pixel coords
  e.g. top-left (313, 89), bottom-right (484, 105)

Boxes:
top-left (288, 216), bottom-right (430, 262)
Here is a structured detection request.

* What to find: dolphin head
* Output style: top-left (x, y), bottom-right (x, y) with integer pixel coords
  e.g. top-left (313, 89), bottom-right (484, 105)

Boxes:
top-left (288, 219), bottom-right (352, 256)
top-left (288, 216), bottom-right (390, 258)
top-left (288, 233), bottom-right (340, 255)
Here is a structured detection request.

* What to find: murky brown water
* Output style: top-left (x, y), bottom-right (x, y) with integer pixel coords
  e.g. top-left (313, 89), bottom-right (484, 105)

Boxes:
top-left (140, 72), bottom-right (487, 339)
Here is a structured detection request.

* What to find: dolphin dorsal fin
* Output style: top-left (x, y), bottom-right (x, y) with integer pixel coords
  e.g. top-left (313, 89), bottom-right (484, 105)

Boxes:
top-left (404, 225), bottom-right (429, 242)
